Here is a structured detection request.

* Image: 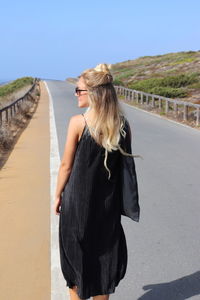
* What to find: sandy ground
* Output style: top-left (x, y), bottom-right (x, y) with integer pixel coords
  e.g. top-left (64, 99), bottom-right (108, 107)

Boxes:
top-left (0, 81), bottom-right (51, 300)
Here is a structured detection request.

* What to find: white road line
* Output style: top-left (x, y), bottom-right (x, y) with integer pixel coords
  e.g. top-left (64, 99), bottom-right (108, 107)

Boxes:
top-left (44, 81), bottom-right (69, 300)
top-left (122, 101), bottom-right (200, 133)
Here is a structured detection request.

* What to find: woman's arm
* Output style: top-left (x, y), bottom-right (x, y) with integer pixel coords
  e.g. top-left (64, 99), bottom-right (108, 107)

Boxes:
top-left (54, 115), bottom-right (80, 214)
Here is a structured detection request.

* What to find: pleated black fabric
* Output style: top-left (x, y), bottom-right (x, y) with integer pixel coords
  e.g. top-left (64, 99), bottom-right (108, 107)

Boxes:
top-left (59, 115), bottom-right (129, 299)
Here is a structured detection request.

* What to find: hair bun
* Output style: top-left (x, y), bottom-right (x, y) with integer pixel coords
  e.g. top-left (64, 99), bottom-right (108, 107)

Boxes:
top-left (80, 63), bottom-right (113, 87)
top-left (93, 63), bottom-right (113, 84)
top-left (94, 63), bottom-right (111, 74)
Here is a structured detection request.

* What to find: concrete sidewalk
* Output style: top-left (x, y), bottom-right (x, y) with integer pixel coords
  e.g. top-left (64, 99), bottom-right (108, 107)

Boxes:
top-left (0, 81), bottom-right (51, 300)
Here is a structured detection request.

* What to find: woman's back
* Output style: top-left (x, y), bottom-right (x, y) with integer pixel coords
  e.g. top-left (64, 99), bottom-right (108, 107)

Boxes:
top-left (59, 113), bottom-right (128, 299)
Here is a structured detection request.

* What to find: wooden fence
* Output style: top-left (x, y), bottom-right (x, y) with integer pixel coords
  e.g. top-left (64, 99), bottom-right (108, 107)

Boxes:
top-left (0, 78), bottom-right (40, 126)
top-left (114, 86), bottom-right (200, 126)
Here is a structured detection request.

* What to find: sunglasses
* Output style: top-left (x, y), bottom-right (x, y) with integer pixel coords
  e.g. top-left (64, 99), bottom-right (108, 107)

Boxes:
top-left (75, 87), bottom-right (88, 95)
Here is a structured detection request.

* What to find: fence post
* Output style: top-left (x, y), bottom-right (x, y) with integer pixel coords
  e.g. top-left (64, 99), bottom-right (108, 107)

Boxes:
top-left (136, 92), bottom-right (139, 103)
top-left (183, 104), bottom-right (188, 121)
top-left (146, 95), bottom-right (149, 105)
top-left (165, 100), bottom-right (169, 114)
top-left (132, 91), bottom-right (135, 101)
top-left (124, 89), bottom-right (127, 100)
top-left (129, 91), bottom-right (132, 101)
top-left (173, 102), bottom-right (178, 116)
top-left (158, 97), bottom-right (162, 110)
top-left (132, 91), bottom-right (134, 101)
top-left (128, 90), bottom-right (131, 101)
top-left (126, 90), bottom-right (128, 100)
top-left (6, 109), bottom-right (8, 122)
top-left (196, 107), bottom-right (200, 126)
top-left (152, 96), bottom-right (155, 107)
top-left (141, 93), bottom-right (144, 104)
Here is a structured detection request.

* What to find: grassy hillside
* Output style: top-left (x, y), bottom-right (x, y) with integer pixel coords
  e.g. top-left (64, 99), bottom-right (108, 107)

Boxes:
top-left (111, 51), bottom-right (200, 103)
top-left (0, 77), bottom-right (34, 98)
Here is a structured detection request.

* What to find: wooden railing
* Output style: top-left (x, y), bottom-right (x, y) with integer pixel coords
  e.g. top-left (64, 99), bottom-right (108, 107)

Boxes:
top-left (0, 78), bottom-right (40, 125)
top-left (114, 86), bottom-right (200, 126)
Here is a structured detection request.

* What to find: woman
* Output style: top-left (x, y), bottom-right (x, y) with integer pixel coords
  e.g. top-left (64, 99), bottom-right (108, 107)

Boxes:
top-left (53, 63), bottom-right (140, 300)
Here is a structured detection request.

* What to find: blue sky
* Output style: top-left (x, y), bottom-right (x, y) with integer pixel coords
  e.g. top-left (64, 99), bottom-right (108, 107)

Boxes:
top-left (0, 0), bottom-right (199, 81)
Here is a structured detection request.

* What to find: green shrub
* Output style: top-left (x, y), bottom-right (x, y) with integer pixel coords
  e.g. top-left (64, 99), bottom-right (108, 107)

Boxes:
top-left (113, 79), bottom-right (124, 86)
top-left (160, 73), bottom-right (199, 88)
top-left (128, 77), bottom-right (163, 91)
top-left (128, 73), bottom-right (199, 98)
top-left (149, 87), bottom-right (188, 98)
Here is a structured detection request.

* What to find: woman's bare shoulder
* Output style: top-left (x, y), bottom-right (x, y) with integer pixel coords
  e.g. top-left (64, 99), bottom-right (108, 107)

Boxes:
top-left (69, 113), bottom-right (84, 122)
top-left (68, 114), bottom-right (85, 139)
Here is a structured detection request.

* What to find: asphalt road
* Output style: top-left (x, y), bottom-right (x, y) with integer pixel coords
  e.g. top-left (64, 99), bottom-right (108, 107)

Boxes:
top-left (46, 79), bottom-right (200, 300)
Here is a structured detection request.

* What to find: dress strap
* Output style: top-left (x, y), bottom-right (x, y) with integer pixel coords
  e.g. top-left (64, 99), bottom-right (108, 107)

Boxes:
top-left (81, 113), bottom-right (88, 127)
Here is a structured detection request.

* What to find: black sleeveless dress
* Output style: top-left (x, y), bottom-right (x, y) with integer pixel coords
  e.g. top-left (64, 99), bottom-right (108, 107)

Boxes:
top-left (59, 115), bottom-right (129, 299)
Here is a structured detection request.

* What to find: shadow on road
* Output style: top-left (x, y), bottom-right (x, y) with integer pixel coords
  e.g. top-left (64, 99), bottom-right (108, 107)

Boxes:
top-left (137, 271), bottom-right (200, 300)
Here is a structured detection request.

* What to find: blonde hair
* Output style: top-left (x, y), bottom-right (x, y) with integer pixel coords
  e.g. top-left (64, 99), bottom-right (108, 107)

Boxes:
top-left (79, 63), bottom-right (142, 179)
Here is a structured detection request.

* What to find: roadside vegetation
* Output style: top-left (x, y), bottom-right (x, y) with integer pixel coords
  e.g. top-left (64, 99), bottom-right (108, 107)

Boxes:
top-left (0, 77), bottom-right (34, 97)
top-left (0, 78), bottom-right (40, 168)
top-left (128, 73), bottom-right (199, 98)
top-left (111, 51), bottom-right (200, 103)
